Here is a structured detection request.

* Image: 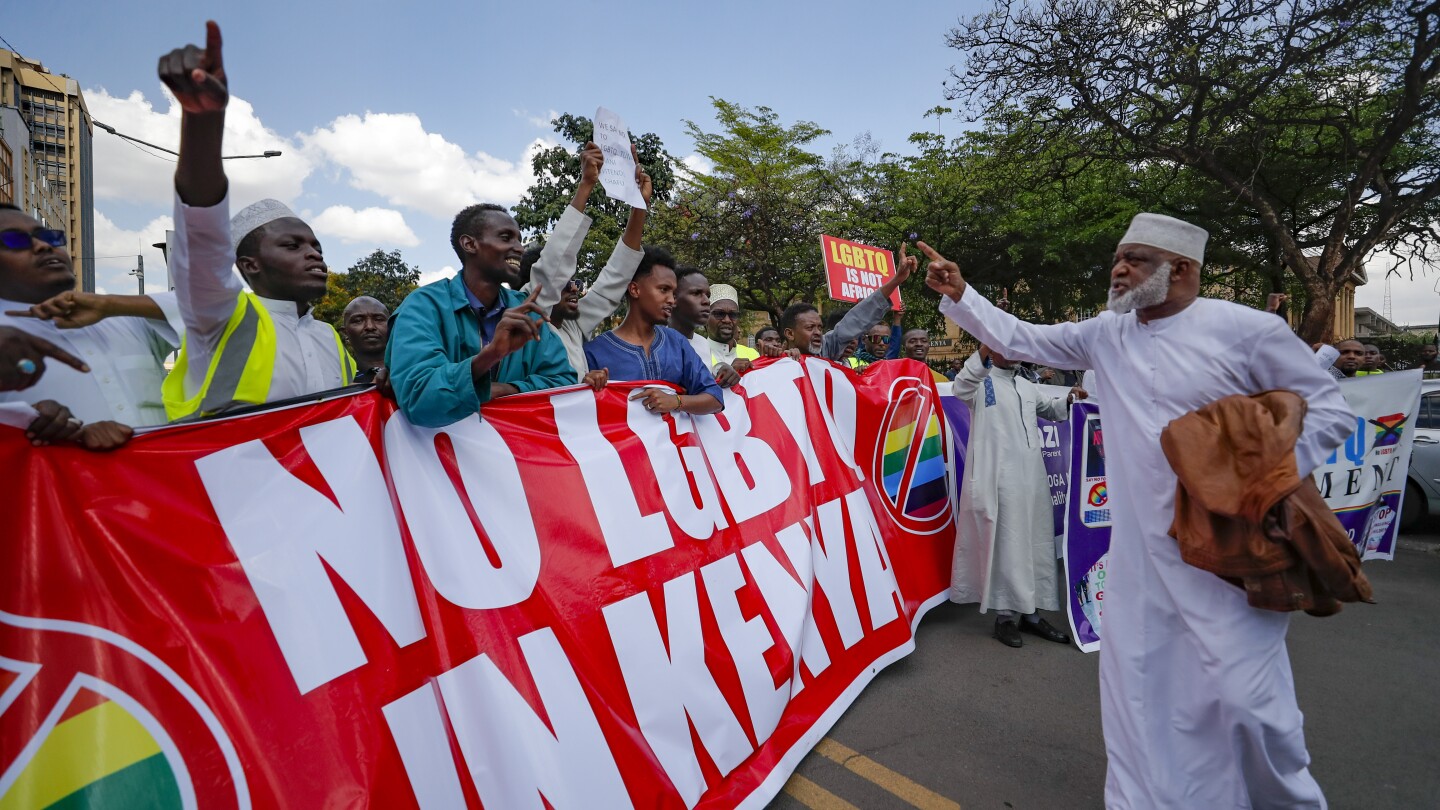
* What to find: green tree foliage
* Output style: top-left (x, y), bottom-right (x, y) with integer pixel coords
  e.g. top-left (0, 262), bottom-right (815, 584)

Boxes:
top-left (836, 111), bottom-right (1142, 330)
top-left (312, 249), bottom-right (421, 326)
top-left (945, 0), bottom-right (1440, 342)
top-left (513, 114), bottom-right (677, 280)
top-left (649, 99), bottom-right (849, 324)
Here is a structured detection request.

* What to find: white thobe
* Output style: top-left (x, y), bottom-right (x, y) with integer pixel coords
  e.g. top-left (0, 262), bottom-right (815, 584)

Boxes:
top-left (941, 290), bottom-right (1353, 809)
top-left (687, 332), bottom-right (712, 366)
top-left (0, 294), bottom-right (182, 427)
top-left (171, 193), bottom-right (349, 403)
top-left (949, 351), bottom-right (1067, 614)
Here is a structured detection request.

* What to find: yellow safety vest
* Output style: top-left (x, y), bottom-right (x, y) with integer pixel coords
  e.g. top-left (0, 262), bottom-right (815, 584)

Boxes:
top-left (163, 292), bottom-right (356, 421)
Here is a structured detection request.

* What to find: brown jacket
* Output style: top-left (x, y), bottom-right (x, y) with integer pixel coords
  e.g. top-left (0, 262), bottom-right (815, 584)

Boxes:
top-left (1161, 391), bottom-right (1373, 616)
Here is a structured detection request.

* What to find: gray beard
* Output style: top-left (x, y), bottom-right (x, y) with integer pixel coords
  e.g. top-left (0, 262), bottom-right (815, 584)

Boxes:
top-left (1108, 262), bottom-right (1172, 314)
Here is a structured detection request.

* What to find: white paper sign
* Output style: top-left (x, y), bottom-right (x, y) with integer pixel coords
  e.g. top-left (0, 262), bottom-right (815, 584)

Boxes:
top-left (593, 106), bottom-right (647, 209)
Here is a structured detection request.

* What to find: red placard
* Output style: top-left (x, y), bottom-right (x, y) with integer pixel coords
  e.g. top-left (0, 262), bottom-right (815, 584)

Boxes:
top-left (821, 235), bottom-right (903, 309)
top-left (0, 358), bottom-right (955, 809)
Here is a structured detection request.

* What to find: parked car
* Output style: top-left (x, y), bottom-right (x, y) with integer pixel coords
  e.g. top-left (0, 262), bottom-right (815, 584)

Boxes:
top-left (1401, 375), bottom-right (1440, 530)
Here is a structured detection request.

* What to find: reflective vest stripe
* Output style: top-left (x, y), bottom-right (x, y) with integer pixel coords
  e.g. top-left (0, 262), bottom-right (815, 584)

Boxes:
top-left (335, 333), bottom-right (356, 382)
top-left (197, 299), bottom-right (268, 415)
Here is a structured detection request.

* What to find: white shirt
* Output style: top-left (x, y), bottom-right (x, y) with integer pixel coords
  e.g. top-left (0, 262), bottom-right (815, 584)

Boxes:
top-left (687, 332), bottom-right (712, 367)
top-left (171, 192), bottom-right (348, 403)
top-left (0, 293), bottom-right (182, 426)
top-left (940, 289), bottom-right (1351, 807)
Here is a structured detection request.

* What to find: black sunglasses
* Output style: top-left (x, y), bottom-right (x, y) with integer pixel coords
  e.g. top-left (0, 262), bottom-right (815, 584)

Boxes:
top-left (710, 311), bottom-right (739, 321)
top-left (0, 228), bottom-right (66, 251)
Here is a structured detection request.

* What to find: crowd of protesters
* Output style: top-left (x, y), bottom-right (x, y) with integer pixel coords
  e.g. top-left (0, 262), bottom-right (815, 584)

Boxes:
top-left (0, 20), bottom-right (1404, 810)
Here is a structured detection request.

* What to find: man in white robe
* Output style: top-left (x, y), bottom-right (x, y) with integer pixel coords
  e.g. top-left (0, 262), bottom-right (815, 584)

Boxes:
top-left (950, 345), bottom-right (1076, 647)
top-left (920, 213), bottom-right (1353, 808)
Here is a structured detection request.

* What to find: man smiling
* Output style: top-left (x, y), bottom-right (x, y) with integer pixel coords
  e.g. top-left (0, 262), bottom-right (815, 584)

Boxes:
top-left (386, 203), bottom-right (573, 427)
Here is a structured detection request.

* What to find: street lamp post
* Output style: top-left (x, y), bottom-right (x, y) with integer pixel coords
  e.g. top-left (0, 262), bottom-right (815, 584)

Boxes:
top-left (93, 121), bottom-right (282, 160)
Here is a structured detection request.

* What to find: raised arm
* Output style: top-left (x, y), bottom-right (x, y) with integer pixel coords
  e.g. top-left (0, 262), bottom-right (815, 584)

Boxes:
top-left (823, 243), bottom-right (916, 360)
top-left (161, 21), bottom-right (241, 339)
top-left (531, 142), bottom-right (601, 312)
top-left (921, 241), bottom-right (1095, 371)
top-left (576, 155), bottom-right (651, 336)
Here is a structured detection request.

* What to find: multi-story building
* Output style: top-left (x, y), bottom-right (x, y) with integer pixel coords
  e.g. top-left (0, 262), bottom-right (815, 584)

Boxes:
top-left (0, 105), bottom-right (67, 229)
top-left (0, 50), bottom-right (94, 291)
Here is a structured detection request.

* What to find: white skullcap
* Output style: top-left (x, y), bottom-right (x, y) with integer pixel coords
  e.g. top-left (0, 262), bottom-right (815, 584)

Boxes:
top-left (1118, 213), bottom-right (1208, 265)
top-left (231, 198), bottom-right (300, 252)
top-left (710, 283), bottom-right (739, 305)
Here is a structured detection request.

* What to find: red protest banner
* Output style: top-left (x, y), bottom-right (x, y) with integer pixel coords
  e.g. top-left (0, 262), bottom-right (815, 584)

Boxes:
top-left (0, 358), bottom-right (955, 809)
top-left (821, 235), bottom-right (903, 309)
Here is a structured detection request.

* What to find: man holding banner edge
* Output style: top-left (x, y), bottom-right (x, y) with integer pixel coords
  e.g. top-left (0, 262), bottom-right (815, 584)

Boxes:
top-left (920, 213), bottom-right (1354, 809)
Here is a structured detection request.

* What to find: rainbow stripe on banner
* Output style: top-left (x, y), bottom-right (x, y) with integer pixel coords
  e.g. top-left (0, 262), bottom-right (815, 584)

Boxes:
top-left (882, 397), bottom-right (948, 520)
top-left (0, 678), bottom-right (182, 810)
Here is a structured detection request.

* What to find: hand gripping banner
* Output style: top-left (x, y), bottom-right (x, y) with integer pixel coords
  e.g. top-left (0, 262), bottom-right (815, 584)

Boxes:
top-left (0, 357), bottom-right (956, 809)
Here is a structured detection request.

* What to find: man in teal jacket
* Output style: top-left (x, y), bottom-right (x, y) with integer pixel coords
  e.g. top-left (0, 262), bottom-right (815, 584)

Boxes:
top-left (387, 203), bottom-right (574, 427)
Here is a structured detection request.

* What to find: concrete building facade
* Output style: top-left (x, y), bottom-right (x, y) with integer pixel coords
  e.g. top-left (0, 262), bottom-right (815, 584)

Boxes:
top-left (0, 50), bottom-right (94, 291)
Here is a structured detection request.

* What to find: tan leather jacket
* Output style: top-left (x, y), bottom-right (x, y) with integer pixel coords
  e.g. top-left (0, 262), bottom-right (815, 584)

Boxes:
top-left (1161, 391), bottom-right (1373, 616)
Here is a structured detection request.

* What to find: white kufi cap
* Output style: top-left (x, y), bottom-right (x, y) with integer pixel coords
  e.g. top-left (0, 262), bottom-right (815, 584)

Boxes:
top-left (1119, 213), bottom-right (1208, 265)
top-left (710, 283), bottom-right (739, 305)
top-left (231, 198), bottom-right (300, 252)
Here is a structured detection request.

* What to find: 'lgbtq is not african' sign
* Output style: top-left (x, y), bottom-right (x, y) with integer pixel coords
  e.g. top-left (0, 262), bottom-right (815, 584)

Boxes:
top-left (821, 235), bottom-right (903, 308)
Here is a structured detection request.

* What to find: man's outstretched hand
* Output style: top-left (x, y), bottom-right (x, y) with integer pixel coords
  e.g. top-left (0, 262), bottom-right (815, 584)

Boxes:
top-left (918, 241), bottom-right (966, 301)
top-left (159, 21), bottom-right (227, 114)
top-left (8, 291), bottom-right (109, 329)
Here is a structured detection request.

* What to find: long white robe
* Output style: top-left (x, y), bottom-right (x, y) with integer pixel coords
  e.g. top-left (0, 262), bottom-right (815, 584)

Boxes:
top-left (940, 290), bottom-right (1353, 809)
top-left (949, 351), bottom-right (1067, 614)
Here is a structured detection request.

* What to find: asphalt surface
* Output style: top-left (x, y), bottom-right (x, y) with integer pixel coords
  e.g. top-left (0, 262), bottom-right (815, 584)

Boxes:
top-left (770, 528), bottom-right (1440, 809)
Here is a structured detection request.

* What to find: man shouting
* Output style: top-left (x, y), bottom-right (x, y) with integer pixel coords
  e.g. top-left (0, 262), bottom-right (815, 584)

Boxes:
top-left (922, 213), bottom-right (1353, 808)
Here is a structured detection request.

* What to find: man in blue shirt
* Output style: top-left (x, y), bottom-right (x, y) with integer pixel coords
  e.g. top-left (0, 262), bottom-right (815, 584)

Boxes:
top-left (387, 203), bottom-right (575, 427)
top-left (584, 247), bottom-right (723, 416)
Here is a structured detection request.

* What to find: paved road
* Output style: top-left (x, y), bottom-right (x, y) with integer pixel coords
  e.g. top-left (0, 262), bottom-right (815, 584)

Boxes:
top-left (770, 531), bottom-right (1440, 809)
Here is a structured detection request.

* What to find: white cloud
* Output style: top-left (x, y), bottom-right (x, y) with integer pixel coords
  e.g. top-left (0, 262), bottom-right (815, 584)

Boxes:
top-left (86, 87), bottom-right (312, 208)
top-left (513, 108), bottom-right (559, 129)
top-left (418, 265), bottom-right (456, 287)
top-left (309, 205), bottom-right (419, 248)
top-left (91, 209), bottom-right (174, 295)
top-left (680, 153), bottom-right (714, 176)
top-left (302, 112), bottom-right (553, 218)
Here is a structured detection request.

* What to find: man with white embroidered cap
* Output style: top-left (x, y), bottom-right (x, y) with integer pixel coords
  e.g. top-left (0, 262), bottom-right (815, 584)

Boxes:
top-left (921, 212), bottom-right (1354, 808)
top-left (156, 22), bottom-right (355, 420)
top-left (704, 283), bottom-right (759, 373)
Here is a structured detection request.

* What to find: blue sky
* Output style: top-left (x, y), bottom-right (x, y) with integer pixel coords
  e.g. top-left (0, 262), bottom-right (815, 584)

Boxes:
top-left (7, 0), bottom-right (1430, 324)
top-left (4, 0), bottom-right (988, 295)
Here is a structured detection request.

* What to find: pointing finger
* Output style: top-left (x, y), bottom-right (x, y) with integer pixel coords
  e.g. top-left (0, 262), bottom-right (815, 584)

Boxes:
top-left (37, 340), bottom-right (89, 372)
top-left (203, 20), bottom-right (224, 73)
top-left (915, 241), bottom-right (942, 261)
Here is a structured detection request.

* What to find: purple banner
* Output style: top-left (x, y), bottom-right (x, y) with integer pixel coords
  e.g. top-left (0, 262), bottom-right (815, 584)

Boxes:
top-left (1062, 402), bottom-right (1109, 652)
